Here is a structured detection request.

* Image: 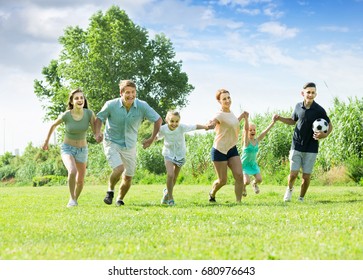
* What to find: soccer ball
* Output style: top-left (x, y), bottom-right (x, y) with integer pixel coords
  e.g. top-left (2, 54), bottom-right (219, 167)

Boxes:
top-left (312, 118), bottom-right (329, 133)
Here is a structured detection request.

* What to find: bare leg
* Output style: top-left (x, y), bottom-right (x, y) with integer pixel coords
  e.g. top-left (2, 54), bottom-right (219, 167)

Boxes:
top-left (228, 156), bottom-right (245, 203)
top-left (75, 161), bottom-right (87, 200)
top-left (109, 165), bottom-right (124, 191)
top-left (61, 154), bottom-right (77, 201)
top-left (164, 159), bottom-right (181, 201)
top-left (300, 173), bottom-right (311, 197)
top-left (211, 161), bottom-right (228, 197)
top-left (288, 170), bottom-right (299, 189)
top-left (117, 175), bottom-right (133, 201)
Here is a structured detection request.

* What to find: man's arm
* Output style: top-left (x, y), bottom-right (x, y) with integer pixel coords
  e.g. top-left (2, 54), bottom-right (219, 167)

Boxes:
top-left (142, 117), bottom-right (162, 148)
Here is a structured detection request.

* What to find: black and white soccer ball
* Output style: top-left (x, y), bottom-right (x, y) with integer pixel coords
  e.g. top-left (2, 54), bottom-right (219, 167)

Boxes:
top-left (312, 118), bottom-right (329, 133)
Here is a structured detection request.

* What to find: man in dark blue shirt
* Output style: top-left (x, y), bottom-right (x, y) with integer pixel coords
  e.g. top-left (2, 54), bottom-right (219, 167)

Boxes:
top-left (274, 82), bottom-right (333, 202)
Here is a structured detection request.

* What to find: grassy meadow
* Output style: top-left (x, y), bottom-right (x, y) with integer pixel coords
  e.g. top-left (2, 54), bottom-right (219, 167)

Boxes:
top-left (0, 184), bottom-right (362, 260)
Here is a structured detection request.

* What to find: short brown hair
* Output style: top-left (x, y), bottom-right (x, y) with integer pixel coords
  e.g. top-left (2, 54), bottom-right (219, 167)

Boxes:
top-left (119, 80), bottom-right (136, 93)
top-left (215, 89), bottom-right (229, 101)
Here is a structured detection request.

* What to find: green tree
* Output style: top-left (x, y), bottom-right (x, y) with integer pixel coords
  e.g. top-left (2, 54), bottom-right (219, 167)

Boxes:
top-left (34, 5), bottom-right (194, 121)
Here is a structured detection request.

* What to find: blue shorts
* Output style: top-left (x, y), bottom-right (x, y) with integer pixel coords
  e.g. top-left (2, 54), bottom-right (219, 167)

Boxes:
top-left (164, 156), bottom-right (186, 167)
top-left (61, 143), bottom-right (88, 163)
top-left (211, 146), bottom-right (239, 161)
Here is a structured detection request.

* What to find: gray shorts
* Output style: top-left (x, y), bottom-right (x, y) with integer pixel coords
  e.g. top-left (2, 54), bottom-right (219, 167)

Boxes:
top-left (289, 150), bottom-right (317, 174)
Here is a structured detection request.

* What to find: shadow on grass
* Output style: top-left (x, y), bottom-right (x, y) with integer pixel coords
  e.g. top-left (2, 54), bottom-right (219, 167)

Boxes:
top-left (315, 199), bottom-right (363, 204)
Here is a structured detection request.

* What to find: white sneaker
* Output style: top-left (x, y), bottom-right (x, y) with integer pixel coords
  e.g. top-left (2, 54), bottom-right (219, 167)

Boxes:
top-left (283, 187), bottom-right (294, 202)
top-left (298, 196), bottom-right (304, 202)
top-left (161, 188), bottom-right (168, 205)
top-left (67, 199), bottom-right (78, 207)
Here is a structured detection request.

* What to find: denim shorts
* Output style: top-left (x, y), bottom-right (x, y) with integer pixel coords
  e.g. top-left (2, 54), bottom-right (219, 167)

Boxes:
top-left (211, 146), bottom-right (239, 161)
top-left (164, 156), bottom-right (186, 167)
top-left (61, 143), bottom-right (88, 163)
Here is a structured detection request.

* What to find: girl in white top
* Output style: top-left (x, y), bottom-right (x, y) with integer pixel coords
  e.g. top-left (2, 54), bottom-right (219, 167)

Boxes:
top-left (207, 89), bottom-right (248, 203)
top-left (157, 110), bottom-right (209, 206)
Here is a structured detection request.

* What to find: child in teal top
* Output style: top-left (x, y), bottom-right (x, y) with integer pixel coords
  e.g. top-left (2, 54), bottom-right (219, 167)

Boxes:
top-left (241, 113), bottom-right (276, 194)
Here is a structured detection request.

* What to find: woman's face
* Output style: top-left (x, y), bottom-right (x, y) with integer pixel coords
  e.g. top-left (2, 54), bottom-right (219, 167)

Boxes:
top-left (219, 92), bottom-right (231, 108)
top-left (72, 92), bottom-right (85, 109)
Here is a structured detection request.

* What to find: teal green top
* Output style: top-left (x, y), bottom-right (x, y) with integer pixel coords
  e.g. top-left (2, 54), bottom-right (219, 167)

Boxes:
top-left (241, 141), bottom-right (260, 175)
top-left (61, 109), bottom-right (93, 140)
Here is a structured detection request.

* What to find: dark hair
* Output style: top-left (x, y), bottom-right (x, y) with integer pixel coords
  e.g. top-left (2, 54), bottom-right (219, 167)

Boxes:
top-left (303, 82), bottom-right (316, 89)
top-left (67, 88), bottom-right (88, 110)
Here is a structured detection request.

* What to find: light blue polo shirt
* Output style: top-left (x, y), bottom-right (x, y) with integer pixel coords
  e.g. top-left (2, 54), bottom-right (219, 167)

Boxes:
top-left (97, 98), bottom-right (160, 148)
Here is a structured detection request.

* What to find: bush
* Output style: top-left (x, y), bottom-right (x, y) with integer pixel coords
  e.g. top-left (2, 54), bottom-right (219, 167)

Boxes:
top-left (32, 175), bottom-right (67, 187)
top-left (137, 142), bottom-right (165, 175)
top-left (345, 156), bottom-right (363, 185)
top-left (0, 165), bottom-right (18, 181)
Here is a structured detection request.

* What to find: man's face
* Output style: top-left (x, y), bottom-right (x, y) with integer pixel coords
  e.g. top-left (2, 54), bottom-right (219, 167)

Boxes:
top-left (120, 86), bottom-right (136, 107)
top-left (302, 86), bottom-right (317, 104)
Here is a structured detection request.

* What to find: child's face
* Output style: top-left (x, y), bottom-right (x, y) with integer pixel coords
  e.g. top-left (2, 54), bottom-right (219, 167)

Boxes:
top-left (301, 86), bottom-right (317, 104)
top-left (167, 115), bottom-right (180, 131)
top-left (248, 125), bottom-right (256, 138)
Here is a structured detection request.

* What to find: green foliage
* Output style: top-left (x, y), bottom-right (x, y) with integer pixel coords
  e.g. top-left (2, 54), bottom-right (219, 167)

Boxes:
top-left (34, 6), bottom-right (194, 121)
top-left (86, 143), bottom-right (111, 183)
top-left (32, 175), bottom-right (67, 187)
top-left (319, 96), bottom-right (363, 169)
top-left (0, 165), bottom-right (17, 181)
top-left (183, 132), bottom-right (215, 182)
top-left (345, 156), bottom-right (363, 185)
top-left (136, 142), bottom-right (165, 175)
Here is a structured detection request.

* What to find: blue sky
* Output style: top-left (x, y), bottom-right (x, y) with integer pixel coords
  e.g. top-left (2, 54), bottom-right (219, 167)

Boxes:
top-left (0, 0), bottom-right (362, 154)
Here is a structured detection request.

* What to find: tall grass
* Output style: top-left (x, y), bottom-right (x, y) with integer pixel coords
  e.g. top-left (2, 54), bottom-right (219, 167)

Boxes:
top-left (0, 184), bottom-right (362, 260)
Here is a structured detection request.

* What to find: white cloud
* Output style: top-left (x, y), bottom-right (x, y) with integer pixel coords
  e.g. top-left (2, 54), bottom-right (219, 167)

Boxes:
top-left (258, 21), bottom-right (299, 39)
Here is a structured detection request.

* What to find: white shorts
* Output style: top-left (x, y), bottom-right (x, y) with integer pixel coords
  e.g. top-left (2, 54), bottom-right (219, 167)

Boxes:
top-left (103, 140), bottom-right (137, 177)
top-left (289, 150), bottom-right (317, 174)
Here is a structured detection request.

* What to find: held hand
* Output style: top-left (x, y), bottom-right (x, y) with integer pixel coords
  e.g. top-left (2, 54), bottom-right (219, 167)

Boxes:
top-left (206, 120), bottom-right (215, 130)
top-left (42, 142), bottom-right (49, 151)
top-left (142, 138), bottom-right (153, 149)
top-left (273, 114), bottom-right (279, 122)
top-left (94, 133), bottom-right (103, 143)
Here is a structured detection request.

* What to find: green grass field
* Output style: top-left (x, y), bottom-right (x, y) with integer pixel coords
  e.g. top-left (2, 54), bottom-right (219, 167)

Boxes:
top-left (0, 184), bottom-right (362, 260)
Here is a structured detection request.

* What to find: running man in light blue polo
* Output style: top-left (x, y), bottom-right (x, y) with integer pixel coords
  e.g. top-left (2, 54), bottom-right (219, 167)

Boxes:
top-left (94, 80), bottom-right (162, 206)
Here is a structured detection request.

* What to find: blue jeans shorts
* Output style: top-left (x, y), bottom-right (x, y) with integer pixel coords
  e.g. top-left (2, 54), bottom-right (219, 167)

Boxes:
top-left (61, 143), bottom-right (88, 163)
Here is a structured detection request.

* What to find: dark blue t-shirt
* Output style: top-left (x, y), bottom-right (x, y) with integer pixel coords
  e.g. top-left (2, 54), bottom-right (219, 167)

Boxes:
top-left (291, 101), bottom-right (330, 153)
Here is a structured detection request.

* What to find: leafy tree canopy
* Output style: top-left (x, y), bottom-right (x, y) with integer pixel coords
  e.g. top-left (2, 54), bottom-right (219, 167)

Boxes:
top-left (34, 5), bottom-right (194, 121)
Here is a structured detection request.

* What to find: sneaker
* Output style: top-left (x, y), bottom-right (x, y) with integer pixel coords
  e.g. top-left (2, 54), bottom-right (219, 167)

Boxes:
top-left (209, 191), bottom-right (216, 203)
top-left (104, 191), bottom-right (114, 205)
top-left (67, 199), bottom-right (78, 208)
top-left (298, 196), bottom-right (304, 202)
top-left (116, 200), bottom-right (125, 206)
top-left (283, 187), bottom-right (294, 202)
top-left (161, 188), bottom-right (168, 205)
top-left (252, 182), bottom-right (260, 194)
top-left (168, 199), bottom-right (175, 206)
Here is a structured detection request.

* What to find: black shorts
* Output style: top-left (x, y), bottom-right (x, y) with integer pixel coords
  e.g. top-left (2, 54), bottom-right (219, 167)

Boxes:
top-left (211, 146), bottom-right (239, 161)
